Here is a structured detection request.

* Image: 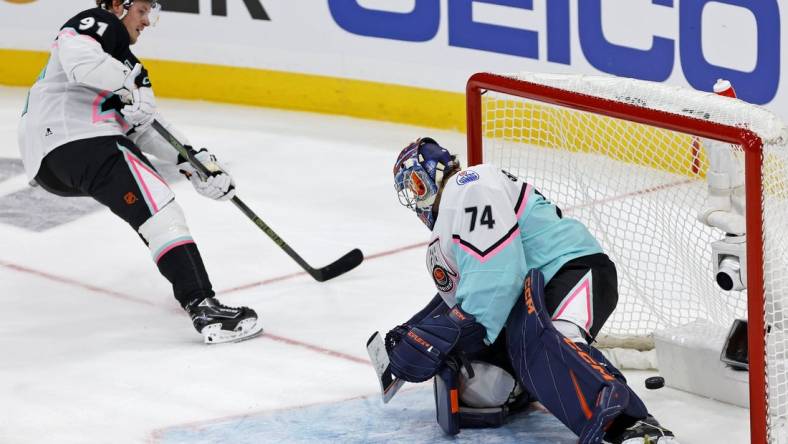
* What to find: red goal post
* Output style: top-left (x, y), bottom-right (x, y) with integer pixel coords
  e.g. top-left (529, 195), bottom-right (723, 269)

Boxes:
top-left (466, 72), bottom-right (788, 444)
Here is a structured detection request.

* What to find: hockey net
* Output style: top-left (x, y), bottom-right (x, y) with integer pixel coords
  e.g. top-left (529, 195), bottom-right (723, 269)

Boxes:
top-left (466, 72), bottom-right (788, 443)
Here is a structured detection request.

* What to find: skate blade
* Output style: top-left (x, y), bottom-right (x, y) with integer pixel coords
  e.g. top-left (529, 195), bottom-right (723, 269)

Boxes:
top-left (201, 318), bottom-right (264, 345)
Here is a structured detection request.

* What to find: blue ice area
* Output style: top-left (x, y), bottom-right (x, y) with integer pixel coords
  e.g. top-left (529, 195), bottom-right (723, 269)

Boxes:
top-left (156, 387), bottom-right (577, 444)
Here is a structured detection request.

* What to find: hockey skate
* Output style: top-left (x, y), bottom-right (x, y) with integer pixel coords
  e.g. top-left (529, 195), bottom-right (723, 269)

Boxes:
top-left (604, 415), bottom-right (679, 444)
top-left (186, 297), bottom-right (264, 344)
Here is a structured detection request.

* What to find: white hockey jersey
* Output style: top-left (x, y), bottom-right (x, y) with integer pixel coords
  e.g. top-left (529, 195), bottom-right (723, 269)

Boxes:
top-left (17, 8), bottom-right (181, 181)
top-left (427, 164), bottom-right (603, 344)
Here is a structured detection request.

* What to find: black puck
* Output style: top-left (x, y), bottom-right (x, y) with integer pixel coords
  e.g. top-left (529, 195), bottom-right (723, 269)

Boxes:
top-left (645, 376), bottom-right (665, 390)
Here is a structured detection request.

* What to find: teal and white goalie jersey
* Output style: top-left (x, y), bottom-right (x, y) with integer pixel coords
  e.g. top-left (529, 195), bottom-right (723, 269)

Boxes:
top-left (427, 164), bottom-right (603, 344)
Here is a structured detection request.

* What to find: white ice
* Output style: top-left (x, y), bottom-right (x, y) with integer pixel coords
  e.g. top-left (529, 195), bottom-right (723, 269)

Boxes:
top-left (0, 87), bottom-right (750, 443)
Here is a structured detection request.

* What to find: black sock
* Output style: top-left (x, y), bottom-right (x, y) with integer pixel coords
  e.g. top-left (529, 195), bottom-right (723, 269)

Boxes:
top-left (156, 243), bottom-right (214, 308)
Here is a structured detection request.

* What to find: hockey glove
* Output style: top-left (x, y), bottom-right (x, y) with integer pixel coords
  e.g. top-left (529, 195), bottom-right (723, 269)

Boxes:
top-left (114, 63), bottom-right (142, 104)
top-left (384, 324), bottom-right (409, 353)
top-left (389, 305), bottom-right (487, 383)
top-left (386, 294), bottom-right (448, 352)
top-left (178, 148), bottom-right (236, 201)
top-left (121, 86), bottom-right (156, 132)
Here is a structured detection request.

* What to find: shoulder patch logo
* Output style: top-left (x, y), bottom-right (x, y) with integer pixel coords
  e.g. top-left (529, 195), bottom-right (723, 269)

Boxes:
top-left (124, 192), bottom-right (138, 205)
top-left (432, 265), bottom-right (454, 292)
top-left (456, 170), bottom-right (479, 185)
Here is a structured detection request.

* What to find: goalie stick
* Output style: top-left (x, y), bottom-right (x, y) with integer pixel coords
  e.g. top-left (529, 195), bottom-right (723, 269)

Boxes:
top-left (366, 331), bottom-right (405, 403)
top-left (151, 120), bottom-right (364, 282)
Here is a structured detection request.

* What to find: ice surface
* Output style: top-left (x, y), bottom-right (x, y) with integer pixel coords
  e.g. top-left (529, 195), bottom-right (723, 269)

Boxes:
top-left (0, 87), bottom-right (749, 443)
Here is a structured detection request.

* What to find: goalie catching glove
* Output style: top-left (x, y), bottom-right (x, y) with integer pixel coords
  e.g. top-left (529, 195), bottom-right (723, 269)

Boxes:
top-left (178, 148), bottom-right (236, 201)
top-left (386, 304), bottom-right (487, 383)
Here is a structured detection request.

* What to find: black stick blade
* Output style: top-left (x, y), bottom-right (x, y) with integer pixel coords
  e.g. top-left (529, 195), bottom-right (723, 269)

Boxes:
top-left (311, 248), bottom-right (364, 282)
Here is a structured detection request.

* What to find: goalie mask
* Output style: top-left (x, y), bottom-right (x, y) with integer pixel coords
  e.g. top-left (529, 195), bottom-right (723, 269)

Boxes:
top-left (393, 138), bottom-right (459, 230)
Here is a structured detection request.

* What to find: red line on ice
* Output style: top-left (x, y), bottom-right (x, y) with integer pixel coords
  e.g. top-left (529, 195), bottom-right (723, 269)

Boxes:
top-left (263, 333), bottom-right (370, 365)
top-left (0, 259), bottom-right (369, 366)
top-left (216, 241), bottom-right (428, 294)
top-left (217, 178), bottom-right (694, 294)
top-left (0, 178), bottom-right (689, 368)
top-left (0, 259), bottom-right (155, 306)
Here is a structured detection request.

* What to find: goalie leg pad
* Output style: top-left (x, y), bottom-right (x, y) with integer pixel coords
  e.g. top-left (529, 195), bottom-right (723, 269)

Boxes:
top-left (458, 406), bottom-right (507, 429)
top-left (434, 362), bottom-right (512, 434)
top-left (505, 269), bottom-right (648, 443)
top-left (434, 365), bottom-right (461, 435)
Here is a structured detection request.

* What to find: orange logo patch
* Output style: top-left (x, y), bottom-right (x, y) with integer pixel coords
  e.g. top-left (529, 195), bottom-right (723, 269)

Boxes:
top-left (524, 275), bottom-right (536, 314)
top-left (432, 265), bottom-right (454, 292)
top-left (124, 192), bottom-right (138, 205)
top-left (407, 330), bottom-right (432, 349)
top-left (564, 338), bottom-right (616, 382)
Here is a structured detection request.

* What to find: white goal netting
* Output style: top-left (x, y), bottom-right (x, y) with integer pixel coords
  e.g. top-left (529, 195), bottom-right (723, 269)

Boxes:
top-left (469, 72), bottom-right (788, 443)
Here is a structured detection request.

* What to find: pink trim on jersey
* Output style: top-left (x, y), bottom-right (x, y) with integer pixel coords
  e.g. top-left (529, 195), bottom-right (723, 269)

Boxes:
top-left (58, 29), bottom-right (78, 38)
top-left (515, 183), bottom-right (532, 219)
top-left (53, 29), bottom-right (79, 49)
top-left (551, 276), bottom-right (593, 330)
top-left (92, 91), bottom-right (130, 131)
top-left (154, 239), bottom-right (195, 263)
top-left (452, 227), bottom-right (521, 263)
top-left (58, 28), bottom-right (98, 44)
top-left (122, 149), bottom-right (169, 214)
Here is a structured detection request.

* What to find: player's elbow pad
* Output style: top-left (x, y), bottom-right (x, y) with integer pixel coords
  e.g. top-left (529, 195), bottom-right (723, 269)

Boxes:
top-left (69, 56), bottom-right (130, 92)
top-left (389, 306), bottom-right (487, 383)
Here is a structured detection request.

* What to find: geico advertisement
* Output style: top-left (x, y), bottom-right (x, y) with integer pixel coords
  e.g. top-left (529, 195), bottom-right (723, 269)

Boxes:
top-left (0, 0), bottom-right (784, 116)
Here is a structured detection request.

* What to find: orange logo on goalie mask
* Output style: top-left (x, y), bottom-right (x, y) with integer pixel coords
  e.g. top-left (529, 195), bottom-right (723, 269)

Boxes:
top-left (409, 171), bottom-right (428, 198)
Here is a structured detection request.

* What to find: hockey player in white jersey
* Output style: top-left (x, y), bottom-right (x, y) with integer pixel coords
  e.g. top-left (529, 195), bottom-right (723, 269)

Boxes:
top-left (385, 138), bottom-right (678, 443)
top-left (17, 0), bottom-right (262, 344)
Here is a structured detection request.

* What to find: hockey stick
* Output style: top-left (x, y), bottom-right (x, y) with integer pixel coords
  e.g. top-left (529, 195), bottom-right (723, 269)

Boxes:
top-left (151, 120), bottom-right (364, 282)
top-left (366, 331), bottom-right (405, 403)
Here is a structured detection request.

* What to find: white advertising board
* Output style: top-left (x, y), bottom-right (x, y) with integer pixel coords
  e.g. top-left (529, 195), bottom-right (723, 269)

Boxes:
top-left (0, 0), bottom-right (784, 121)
